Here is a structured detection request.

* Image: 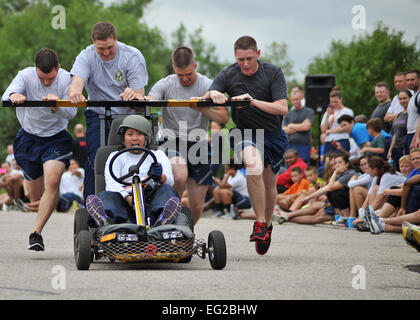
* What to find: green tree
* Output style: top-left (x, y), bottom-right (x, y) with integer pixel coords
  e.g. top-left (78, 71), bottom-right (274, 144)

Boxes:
top-left (260, 41), bottom-right (294, 81)
top-left (170, 23), bottom-right (229, 79)
top-left (306, 22), bottom-right (420, 116)
top-left (0, 0), bottom-right (169, 158)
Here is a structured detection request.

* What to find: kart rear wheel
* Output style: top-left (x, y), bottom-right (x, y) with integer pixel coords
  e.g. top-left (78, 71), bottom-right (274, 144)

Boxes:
top-left (208, 230), bottom-right (226, 270)
top-left (75, 229), bottom-right (92, 270)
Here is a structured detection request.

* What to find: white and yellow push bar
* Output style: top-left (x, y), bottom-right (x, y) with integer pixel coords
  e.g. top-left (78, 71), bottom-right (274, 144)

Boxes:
top-left (2, 99), bottom-right (251, 108)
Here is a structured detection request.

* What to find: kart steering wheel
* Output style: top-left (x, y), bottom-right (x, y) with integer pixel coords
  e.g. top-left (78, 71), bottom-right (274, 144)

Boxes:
top-left (108, 147), bottom-right (158, 186)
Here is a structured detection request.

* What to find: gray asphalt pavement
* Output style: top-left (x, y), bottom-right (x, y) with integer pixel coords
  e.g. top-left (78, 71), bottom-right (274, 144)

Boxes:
top-left (0, 208), bottom-right (419, 300)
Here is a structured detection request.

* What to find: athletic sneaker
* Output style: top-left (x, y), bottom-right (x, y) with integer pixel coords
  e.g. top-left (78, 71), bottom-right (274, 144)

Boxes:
top-left (365, 206), bottom-right (385, 234)
top-left (154, 197), bottom-right (181, 227)
top-left (402, 222), bottom-right (420, 252)
top-left (85, 195), bottom-right (110, 227)
top-left (250, 221), bottom-right (269, 242)
top-left (14, 199), bottom-right (29, 213)
top-left (230, 204), bottom-right (241, 220)
top-left (255, 224), bottom-right (273, 255)
top-left (28, 231), bottom-right (44, 251)
top-left (332, 216), bottom-right (347, 227)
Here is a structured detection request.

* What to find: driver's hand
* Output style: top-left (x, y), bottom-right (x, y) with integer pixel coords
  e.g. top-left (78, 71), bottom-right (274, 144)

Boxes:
top-left (149, 162), bottom-right (163, 182)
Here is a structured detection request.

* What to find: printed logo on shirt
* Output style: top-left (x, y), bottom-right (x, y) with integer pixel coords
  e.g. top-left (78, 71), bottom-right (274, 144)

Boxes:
top-left (114, 70), bottom-right (124, 82)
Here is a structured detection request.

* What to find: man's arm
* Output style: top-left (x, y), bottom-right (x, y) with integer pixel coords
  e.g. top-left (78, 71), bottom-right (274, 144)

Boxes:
top-left (68, 76), bottom-right (86, 103)
top-left (197, 106), bottom-right (229, 124)
top-left (287, 119), bottom-right (312, 132)
top-left (231, 93), bottom-right (288, 115)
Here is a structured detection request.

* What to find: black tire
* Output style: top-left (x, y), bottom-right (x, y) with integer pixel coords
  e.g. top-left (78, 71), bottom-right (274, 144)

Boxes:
top-left (75, 230), bottom-right (92, 270)
top-left (74, 208), bottom-right (89, 236)
top-left (181, 206), bottom-right (194, 233)
top-left (208, 230), bottom-right (226, 270)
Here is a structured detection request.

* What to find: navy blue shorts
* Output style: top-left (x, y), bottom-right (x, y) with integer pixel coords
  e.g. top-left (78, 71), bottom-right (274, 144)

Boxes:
top-left (13, 129), bottom-right (73, 181)
top-left (158, 137), bottom-right (213, 186)
top-left (232, 190), bottom-right (251, 209)
top-left (229, 128), bottom-right (288, 174)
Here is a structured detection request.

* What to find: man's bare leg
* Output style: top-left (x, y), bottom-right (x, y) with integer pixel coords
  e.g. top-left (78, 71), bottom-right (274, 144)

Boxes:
top-left (242, 146), bottom-right (265, 223)
top-left (29, 160), bottom-right (65, 233)
top-left (186, 178), bottom-right (208, 225)
top-left (170, 156), bottom-right (188, 198)
top-left (262, 166), bottom-right (277, 227)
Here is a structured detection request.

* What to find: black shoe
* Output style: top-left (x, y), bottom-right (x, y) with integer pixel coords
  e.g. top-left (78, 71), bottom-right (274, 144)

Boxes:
top-left (255, 224), bottom-right (273, 255)
top-left (250, 222), bottom-right (269, 242)
top-left (28, 232), bottom-right (44, 251)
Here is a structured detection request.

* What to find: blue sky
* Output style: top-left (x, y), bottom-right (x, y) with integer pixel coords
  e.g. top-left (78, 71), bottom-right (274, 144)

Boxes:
top-left (140, 0), bottom-right (420, 81)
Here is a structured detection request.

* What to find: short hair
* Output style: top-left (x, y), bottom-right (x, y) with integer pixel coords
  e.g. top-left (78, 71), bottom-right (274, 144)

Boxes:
top-left (291, 167), bottom-right (303, 174)
top-left (375, 81), bottom-right (390, 91)
top-left (234, 36), bottom-right (258, 52)
top-left (329, 86), bottom-right (342, 99)
top-left (305, 165), bottom-right (318, 174)
top-left (172, 46), bottom-right (195, 69)
top-left (410, 148), bottom-right (420, 155)
top-left (91, 21), bottom-right (117, 41)
top-left (285, 148), bottom-right (299, 157)
top-left (34, 48), bottom-right (59, 73)
top-left (355, 114), bottom-right (368, 123)
top-left (399, 90), bottom-right (413, 99)
top-left (399, 155), bottom-right (411, 164)
top-left (405, 69), bottom-right (420, 78)
top-left (395, 72), bottom-right (406, 77)
top-left (291, 85), bottom-right (304, 92)
top-left (338, 114), bottom-right (355, 124)
top-left (366, 118), bottom-right (382, 132)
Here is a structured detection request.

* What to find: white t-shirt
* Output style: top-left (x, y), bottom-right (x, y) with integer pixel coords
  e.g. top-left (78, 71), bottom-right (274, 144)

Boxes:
top-left (227, 171), bottom-right (249, 198)
top-left (2, 67), bottom-right (77, 137)
top-left (70, 41), bottom-right (148, 115)
top-left (368, 172), bottom-right (405, 195)
top-left (148, 73), bottom-right (212, 141)
top-left (321, 106), bottom-right (354, 142)
top-left (387, 94), bottom-right (404, 115)
top-left (60, 168), bottom-right (84, 198)
top-left (105, 149), bottom-right (174, 199)
top-left (407, 90), bottom-right (420, 134)
top-left (347, 173), bottom-right (373, 189)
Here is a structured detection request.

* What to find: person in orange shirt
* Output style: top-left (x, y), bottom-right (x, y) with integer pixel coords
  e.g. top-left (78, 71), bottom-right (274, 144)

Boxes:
top-left (276, 167), bottom-right (310, 210)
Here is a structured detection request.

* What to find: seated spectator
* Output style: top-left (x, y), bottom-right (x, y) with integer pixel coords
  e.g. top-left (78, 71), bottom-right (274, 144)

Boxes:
top-left (276, 149), bottom-right (307, 193)
top-left (387, 90), bottom-right (411, 171)
top-left (354, 156), bottom-right (406, 230)
top-left (212, 160), bottom-right (250, 220)
top-left (305, 165), bottom-right (325, 189)
top-left (0, 160), bottom-right (28, 212)
top-left (348, 155), bottom-right (373, 223)
top-left (396, 148), bottom-right (420, 217)
top-left (276, 167), bottom-right (310, 211)
top-left (282, 86), bottom-right (314, 163)
top-left (278, 154), bottom-right (358, 226)
top-left (376, 155), bottom-right (414, 219)
top-left (360, 118), bottom-right (386, 158)
top-left (57, 159), bottom-right (84, 212)
top-left (320, 86), bottom-right (354, 155)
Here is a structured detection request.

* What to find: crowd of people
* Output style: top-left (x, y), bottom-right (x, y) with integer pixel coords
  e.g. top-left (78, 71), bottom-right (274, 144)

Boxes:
top-left (1, 20), bottom-right (420, 255)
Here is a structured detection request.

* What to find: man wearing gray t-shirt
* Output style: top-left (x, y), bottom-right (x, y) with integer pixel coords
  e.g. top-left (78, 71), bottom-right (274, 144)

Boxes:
top-left (282, 86), bottom-right (314, 163)
top-left (2, 48), bottom-right (76, 251)
top-left (146, 47), bottom-right (228, 224)
top-left (68, 22), bottom-right (148, 200)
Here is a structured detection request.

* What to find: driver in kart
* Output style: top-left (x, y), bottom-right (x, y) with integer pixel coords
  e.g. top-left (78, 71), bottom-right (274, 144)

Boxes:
top-left (85, 114), bottom-right (182, 227)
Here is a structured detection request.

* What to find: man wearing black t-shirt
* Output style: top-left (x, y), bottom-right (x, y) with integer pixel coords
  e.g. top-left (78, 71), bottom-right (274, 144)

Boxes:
top-left (198, 36), bottom-right (288, 255)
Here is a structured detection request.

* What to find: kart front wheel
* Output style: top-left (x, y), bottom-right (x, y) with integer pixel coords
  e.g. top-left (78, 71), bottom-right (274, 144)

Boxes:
top-left (208, 230), bottom-right (226, 270)
top-left (75, 230), bottom-right (92, 270)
